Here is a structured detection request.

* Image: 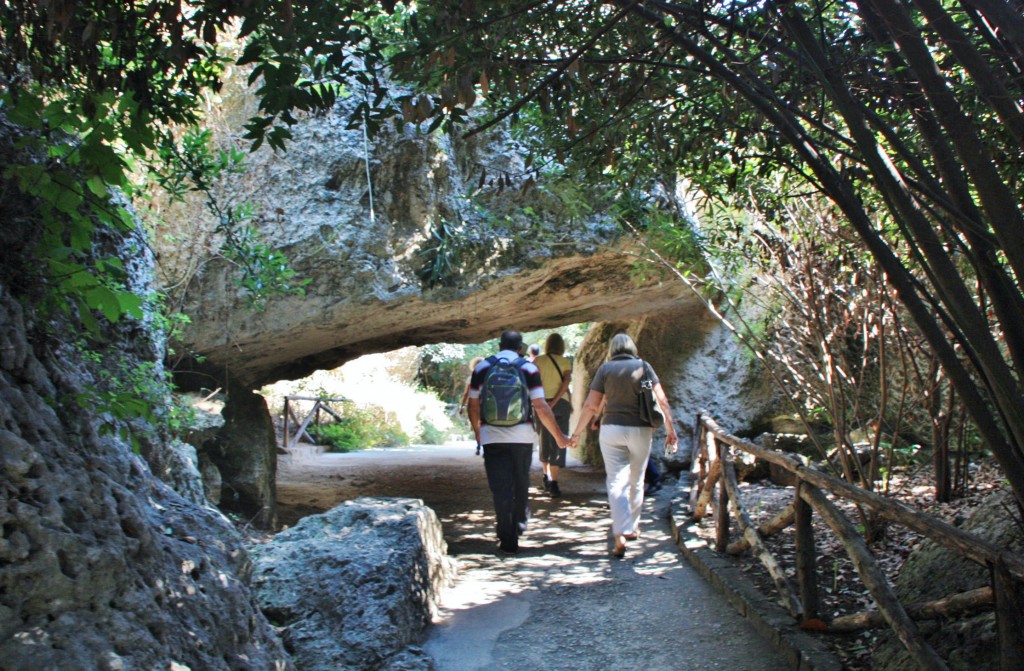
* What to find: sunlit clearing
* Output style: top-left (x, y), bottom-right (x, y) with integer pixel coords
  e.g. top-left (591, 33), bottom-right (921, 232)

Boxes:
top-left (261, 347), bottom-right (457, 442)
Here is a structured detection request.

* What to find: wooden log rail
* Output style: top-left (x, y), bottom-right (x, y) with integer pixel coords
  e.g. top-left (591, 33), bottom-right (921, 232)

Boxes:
top-left (282, 396), bottom-right (349, 449)
top-left (688, 411), bottom-right (1024, 671)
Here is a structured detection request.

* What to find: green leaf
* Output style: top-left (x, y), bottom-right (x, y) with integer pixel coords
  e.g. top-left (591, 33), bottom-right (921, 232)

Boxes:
top-left (8, 92), bottom-right (44, 129)
top-left (76, 297), bottom-right (101, 336)
top-left (86, 176), bottom-right (108, 198)
top-left (117, 291), bottom-right (145, 320)
top-left (85, 286), bottom-right (123, 322)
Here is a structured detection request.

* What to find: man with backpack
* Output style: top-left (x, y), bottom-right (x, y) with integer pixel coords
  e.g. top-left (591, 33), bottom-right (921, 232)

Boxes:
top-left (468, 330), bottom-right (572, 554)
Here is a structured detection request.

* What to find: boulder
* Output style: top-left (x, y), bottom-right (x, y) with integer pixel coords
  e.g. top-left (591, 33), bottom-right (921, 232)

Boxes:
top-left (870, 489), bottom-right (1023, 671)
top-left (249, 498), bottom-right (455, 671)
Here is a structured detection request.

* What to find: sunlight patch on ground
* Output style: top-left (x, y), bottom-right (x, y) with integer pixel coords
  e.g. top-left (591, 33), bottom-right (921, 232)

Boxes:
top-left (436, 570), bottom-right (530, 611)
top-left (633, 548), bottom-right (685, 575)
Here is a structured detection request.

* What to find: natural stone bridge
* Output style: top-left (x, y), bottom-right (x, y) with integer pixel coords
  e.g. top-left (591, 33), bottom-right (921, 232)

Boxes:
top-left (157, 88), bottom-right (775, 528)
top-left (164, 90), bottom-right (698, 389)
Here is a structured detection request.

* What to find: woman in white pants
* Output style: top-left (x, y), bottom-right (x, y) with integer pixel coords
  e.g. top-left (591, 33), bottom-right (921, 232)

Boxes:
top-left (571, 333), bottom-right (678, 557)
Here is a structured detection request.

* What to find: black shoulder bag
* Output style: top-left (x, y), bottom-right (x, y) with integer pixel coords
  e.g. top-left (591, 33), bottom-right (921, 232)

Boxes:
top-left (638, 360), bottom-right (665, 428)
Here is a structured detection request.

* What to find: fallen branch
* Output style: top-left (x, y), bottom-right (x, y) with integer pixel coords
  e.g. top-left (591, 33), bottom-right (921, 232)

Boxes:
top-left (827, 587), bottom-right (994, 631)
top-left (727, 502), bottom-right (796, 554)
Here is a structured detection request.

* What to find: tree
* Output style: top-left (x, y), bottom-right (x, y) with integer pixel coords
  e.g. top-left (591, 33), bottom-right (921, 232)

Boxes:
top-left (386, 0), bottom-right (1024, 509)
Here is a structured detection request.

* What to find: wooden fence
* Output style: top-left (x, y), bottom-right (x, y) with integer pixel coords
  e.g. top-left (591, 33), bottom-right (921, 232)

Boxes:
top-left (689, 411), bottom-right (1024, 671)
top-left (281, 396), bottom-right (349, 449)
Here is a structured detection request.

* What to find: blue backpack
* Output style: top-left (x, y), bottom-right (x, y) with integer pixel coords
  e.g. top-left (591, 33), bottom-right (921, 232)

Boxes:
top-left (480, 356), bottom-right (532, 426)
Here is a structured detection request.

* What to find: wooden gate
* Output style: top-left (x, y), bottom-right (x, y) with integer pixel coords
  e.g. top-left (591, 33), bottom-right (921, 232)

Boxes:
top-left (281, 395), bottom-right (348, 449)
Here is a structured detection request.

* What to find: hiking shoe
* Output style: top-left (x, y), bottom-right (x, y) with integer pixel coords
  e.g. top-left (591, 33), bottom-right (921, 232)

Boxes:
top-left (542, 474), bottom-right (550, 491)
top-left (549, 481), bottom-right (562, 498)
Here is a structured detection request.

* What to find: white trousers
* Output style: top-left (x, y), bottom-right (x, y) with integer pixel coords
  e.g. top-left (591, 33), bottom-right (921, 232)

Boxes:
top-left (599, 424), bottom-right (653, 536)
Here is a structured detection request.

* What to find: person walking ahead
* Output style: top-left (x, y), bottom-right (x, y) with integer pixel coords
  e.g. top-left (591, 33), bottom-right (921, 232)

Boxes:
top-left (469, 330), bottom-right (571, 554)
top-left (534, 333), bottom-right (573, 498)
top-left (571, 332), bottom-right (678, 558)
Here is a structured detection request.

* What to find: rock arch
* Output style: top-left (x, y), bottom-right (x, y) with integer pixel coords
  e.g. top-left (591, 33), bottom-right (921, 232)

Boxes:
top-left (158, 91), bottom-right (774, 527)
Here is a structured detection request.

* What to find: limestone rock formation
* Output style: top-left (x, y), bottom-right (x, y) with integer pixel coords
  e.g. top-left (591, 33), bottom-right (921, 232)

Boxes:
top-left (249, 498), bottom-right (455, 671)
top-left (0, 116), bottom-right (292, 669)
top-left (154, 86), bottom-right (705, 526)
top-left (158, 85), bottom-right (697, 391)
top-left (152, 77), bottom-right (788, 526)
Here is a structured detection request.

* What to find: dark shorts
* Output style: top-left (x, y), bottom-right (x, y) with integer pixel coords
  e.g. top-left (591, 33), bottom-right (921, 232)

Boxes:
top-left (539, 398), bottom-right (571, 467)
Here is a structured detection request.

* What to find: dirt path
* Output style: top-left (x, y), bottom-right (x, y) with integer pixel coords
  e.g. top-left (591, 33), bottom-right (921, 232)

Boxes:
top-left (276, 441), bottom-right (792, 671)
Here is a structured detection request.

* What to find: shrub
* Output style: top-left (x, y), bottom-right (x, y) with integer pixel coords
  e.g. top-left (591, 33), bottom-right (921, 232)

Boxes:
top-left (308, 403), bottom-right (409, 452)
top-left (417, 419), bottom-right (450, 445)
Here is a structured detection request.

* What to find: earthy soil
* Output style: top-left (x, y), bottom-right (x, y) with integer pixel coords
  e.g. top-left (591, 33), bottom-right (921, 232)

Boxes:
top-left (275, 441), bottom-right (795, 671)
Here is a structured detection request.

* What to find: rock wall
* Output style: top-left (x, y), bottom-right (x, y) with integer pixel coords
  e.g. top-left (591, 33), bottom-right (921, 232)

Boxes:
top-left (0, 290), bottom-right (292, 670)
top-left (0, 118), bottom-right (291, 669)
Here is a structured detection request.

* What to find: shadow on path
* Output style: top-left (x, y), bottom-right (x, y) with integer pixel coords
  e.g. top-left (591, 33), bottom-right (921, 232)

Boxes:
top-left (276, 441), bottom-right (792, 671)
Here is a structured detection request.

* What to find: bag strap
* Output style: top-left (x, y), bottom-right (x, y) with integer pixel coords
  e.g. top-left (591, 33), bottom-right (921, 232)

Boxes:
top-left (638, 359), bottom-right (655, 388)
top-left (545, 353), bottom-right (564, 379)
top-left (543, 354), bottom-right (573, 403)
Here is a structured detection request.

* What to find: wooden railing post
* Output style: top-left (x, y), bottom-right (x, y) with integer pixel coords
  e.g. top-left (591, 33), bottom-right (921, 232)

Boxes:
top-left (992, 558), bottom-right (1024, 670)
top-left (714, 440), bottom-right (730, 553)
top-left (283, 397), bottom-right (291, 448)
top-left (722, 454), bottom-right (803, 618)
top-left (794, 480), bottom-right (820, 622)
top-left (692, 418), bottom-right (723, 521)
top-left (689, 414), bottom-right (706, 511)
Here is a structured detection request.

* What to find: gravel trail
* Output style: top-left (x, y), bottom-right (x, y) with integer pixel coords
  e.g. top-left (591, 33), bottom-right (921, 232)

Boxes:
top-left (276, 441), bottom-right (791, 671)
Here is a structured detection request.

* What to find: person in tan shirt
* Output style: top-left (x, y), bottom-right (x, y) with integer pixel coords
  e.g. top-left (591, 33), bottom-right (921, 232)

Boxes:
top-left (534, 333), bottom-right (572, 498)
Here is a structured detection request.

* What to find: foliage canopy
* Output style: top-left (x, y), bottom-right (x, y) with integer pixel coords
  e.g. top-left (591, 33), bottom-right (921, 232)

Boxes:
top-left (386, 0), bottom-right (1024, 507)
top-left (5, 0), bottom-right (1024, 509)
